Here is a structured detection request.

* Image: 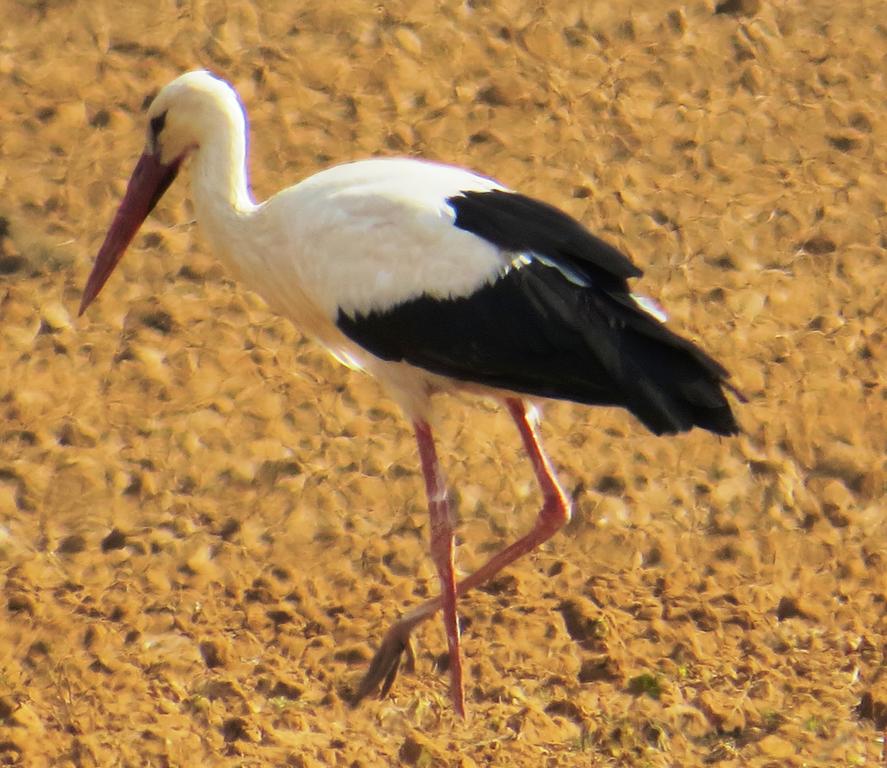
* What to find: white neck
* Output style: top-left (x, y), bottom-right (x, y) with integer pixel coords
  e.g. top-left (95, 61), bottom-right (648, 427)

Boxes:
top-left (189, 116), bottom-right (259, 272)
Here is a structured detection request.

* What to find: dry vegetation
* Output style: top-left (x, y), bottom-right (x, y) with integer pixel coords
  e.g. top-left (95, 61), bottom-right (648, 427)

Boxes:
top-left (0, 0), bottom-right (884, 765)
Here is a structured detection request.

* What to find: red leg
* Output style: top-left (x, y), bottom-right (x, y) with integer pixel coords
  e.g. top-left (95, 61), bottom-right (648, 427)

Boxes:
top-left (413, 419), bottom-right (465, 717)
top-left (355, 398), bottom-right (570, 709)
top-left (451, 398), bottom-right (572, 595)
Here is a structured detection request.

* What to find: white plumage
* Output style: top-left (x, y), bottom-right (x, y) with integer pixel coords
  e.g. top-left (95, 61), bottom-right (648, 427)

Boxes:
top-left (81, 70), bottom-right (740, 717)
top-left (270, 160), bottom-right (508, 316)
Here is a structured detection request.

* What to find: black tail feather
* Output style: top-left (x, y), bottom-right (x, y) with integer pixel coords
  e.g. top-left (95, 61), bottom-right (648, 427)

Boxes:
top-left (585, 291), bottom-right (740, 436)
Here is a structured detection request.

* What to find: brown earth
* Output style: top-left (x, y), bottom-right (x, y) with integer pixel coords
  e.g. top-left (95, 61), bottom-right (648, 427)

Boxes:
top-left (0, 0), bottom-right (884, 765)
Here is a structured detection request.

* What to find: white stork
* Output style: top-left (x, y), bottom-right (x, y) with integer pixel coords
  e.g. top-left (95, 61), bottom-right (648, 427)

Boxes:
top-left (80, 70), bottom-right (741, 717)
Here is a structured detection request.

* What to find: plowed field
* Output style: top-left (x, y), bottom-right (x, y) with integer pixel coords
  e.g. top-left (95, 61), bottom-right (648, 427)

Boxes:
top-left (0, 1), bottom-right (884, 765)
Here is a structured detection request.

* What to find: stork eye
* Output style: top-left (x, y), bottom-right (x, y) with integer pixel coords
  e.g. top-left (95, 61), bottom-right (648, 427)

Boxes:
top-left (150, 111), bottom-right (167, 137)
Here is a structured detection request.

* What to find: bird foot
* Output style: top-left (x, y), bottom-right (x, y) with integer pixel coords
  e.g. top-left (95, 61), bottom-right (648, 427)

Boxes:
top-left (352, 621), bottom-right (417, 705)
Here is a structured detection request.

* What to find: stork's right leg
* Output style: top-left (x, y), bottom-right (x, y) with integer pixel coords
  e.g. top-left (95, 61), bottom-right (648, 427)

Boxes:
top-left (354, 398), bottom-right (571, 709)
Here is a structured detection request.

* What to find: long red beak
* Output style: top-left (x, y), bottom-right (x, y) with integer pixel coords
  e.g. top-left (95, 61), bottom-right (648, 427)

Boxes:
top-left (79, 151), bottom-right (182, 316)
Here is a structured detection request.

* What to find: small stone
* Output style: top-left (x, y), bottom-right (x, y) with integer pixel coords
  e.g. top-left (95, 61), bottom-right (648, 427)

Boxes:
top-left (101, 528), bottom-right (127, 551)
top-left (57, 534), bottom-right (86, 555)
top-left (199, 640), bottom-right (226, 669)
top-left (758, 734), bottom-right (795, 759)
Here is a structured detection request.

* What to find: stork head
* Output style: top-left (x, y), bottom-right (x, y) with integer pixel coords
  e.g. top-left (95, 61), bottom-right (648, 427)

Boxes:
top-left (79, 70), bottom-right (243, 315)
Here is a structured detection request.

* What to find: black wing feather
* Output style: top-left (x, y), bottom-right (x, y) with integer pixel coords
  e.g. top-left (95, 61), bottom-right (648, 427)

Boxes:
top-left (448, 189), bottom-right (642, 287)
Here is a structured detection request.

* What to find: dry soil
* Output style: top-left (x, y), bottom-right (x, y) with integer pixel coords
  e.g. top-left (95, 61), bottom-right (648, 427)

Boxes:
top-left (0, 1), bottom-right (884, 766)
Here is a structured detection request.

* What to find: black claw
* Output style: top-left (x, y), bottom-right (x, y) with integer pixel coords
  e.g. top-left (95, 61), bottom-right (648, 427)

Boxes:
top-left (379, 653), bottom-right (401, 699)
top-left (403, 636), bottom-right (416, 674)
top-left (353, 633), bottom-right (416, 705)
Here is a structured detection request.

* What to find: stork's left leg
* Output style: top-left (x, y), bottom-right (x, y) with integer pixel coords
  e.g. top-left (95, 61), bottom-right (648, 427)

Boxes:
top-left (355, 398), bottom-right (571, 710)
top-left (410, 419), bottom-right (466, 717)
